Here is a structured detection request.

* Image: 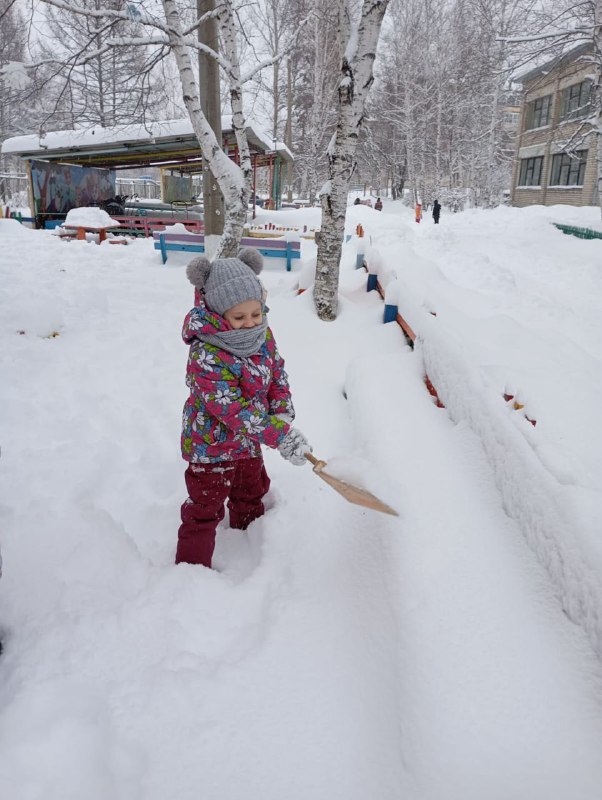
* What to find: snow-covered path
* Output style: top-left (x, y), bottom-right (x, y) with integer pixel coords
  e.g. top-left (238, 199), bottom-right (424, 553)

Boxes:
top-left (1, 210), bottom-right (602, 799)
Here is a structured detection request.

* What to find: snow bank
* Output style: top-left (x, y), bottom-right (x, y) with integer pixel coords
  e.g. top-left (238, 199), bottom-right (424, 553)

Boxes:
top-left (359, 203), bottom-right (602, 655)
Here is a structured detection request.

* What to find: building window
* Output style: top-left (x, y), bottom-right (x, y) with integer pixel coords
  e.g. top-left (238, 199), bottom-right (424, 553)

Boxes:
top-left (549, 150), bottom-right (587, 186)
top-left (518, 156), bottom-right (543, 186)
top-left (525, 95), bottom-right (551, 129)
top-left (559, 81), bottom-right (592, 121)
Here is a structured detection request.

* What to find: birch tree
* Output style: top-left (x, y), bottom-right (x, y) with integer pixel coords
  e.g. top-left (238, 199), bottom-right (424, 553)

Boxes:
top-left (314, 0), bottom-right (390, 321)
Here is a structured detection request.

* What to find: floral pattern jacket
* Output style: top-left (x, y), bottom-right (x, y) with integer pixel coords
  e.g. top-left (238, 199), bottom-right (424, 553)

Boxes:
top-left (181, 304), bottom-right (295, 463)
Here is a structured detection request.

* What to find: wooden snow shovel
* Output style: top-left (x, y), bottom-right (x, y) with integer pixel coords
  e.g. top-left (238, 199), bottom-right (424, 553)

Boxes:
top-left (305, 453), bottom-right (399, 516)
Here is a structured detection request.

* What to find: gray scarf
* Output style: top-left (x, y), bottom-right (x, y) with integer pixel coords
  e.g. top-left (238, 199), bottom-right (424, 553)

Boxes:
top-left (198, 318), bottom-right (268, 358)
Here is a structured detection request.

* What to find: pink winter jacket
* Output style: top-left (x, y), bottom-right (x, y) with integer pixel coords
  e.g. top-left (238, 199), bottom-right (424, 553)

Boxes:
top-left (181, 305), bottom-right (295, 463)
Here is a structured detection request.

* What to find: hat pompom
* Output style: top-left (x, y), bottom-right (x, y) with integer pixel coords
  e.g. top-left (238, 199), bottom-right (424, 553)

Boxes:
top-left (186, 256), bottom-right (211, 288)
top-left (237, 247), bottom-right (263, 275)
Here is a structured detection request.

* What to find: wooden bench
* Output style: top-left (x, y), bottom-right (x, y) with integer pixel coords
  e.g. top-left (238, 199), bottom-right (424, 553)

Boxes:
top-left (60, 224), bottom-right (121, 243)
top-left (153, 231), bottom-right (301, 271)
top-left (112, 215), bottom-right (203, 237)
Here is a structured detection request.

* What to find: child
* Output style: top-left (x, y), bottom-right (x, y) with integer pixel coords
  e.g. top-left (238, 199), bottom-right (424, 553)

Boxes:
top-left (176, 247), bottom-right (311, 568)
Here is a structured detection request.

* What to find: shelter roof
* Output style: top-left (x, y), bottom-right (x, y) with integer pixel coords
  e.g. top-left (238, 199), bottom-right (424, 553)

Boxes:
top-left (1, 116), bottom-right (293, 170)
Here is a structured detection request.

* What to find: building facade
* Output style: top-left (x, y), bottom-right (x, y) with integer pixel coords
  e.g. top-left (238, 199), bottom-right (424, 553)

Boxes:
top-left (510, 45), bottom-right (599, 208)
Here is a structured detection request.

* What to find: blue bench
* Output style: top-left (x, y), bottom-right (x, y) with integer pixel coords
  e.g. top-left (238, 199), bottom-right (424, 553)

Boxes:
top-left (153, 231), bottom-right (301, 271)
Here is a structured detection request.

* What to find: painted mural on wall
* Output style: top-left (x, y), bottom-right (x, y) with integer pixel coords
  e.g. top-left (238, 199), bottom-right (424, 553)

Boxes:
top-left (31, 160), bottom-right (116, 215)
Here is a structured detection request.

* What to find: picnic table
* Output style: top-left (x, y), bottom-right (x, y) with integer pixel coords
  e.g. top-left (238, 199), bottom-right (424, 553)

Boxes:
top-left (61, 223), bottom-right (121, 243)
top-left (60, 207), bottom-right (121, 243)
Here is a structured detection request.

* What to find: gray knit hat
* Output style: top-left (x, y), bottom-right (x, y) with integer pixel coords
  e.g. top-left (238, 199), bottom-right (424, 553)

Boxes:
top-left (186, 247), bottom-right (264, 315)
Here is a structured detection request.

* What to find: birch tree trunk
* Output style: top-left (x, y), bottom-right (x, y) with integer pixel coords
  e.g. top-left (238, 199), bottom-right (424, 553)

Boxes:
top-left (218, 4), bottom-right (253, 197)
top-left (314, 0), bottom-right (390, 321)
top-left (162, 0), bottom-right (247, 257)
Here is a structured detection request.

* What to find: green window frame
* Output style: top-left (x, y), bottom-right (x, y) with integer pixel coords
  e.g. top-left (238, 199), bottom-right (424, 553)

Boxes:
top-left (518, 156), bottom-right (543, 187)
top-left (549, 151), bottom-right (587, 186)
top-left (559, 81), bottom-right (592, 121)
top-left (525, 95), bottom-right (551, 129)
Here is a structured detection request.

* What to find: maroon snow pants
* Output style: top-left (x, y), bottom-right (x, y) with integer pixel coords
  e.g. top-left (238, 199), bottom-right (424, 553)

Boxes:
top-left (176, 456), bottom-right (271, 567)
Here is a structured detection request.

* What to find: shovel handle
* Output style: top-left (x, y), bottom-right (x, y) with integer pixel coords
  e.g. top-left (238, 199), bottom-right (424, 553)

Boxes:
top-left (305, 452), bottom-right (327, 472)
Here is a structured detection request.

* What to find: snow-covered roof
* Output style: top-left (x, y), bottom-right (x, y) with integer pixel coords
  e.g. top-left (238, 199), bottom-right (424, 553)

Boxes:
top-left (515, 42), bottom-right (593, 86)
top-left (1, 116), bottom-right (293, 169)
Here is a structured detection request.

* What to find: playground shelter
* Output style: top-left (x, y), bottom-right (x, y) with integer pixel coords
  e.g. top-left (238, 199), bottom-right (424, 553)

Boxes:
top-left (1, 117), bottom-right (293, 226)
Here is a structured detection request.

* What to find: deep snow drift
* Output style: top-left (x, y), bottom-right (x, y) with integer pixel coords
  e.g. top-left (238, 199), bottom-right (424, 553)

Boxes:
top-left (0, 202), bottom-right (601, 800)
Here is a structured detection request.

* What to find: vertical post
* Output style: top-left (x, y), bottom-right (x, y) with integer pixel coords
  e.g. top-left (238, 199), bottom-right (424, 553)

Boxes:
top-left (26, 161), bottom-right (37, 228)
top-left (384, 304), bottom-right (397, 323)
top-left (273, 152), bottom-right (281, 209)
top-left (268, 154), bottom-right (274, 208)
top-left (252, 155), bottom-right (257, 220)
top-left (198, 0), bottom-right (224, 237)
top-left (285, 240), bottom-right (293, 272)
top-left (160, 234), bottom-right (167, 264)
top-left (285, 59), bottom-right (294, 203)
top-left (356, 225), bottom-right (365, 269)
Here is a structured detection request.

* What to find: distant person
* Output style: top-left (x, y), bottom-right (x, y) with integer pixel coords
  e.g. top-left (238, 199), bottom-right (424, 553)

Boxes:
top-left (432, 199), bottom-right (441, 224)
top-left (176, 248), bottom-right (312, 568)
top-left (374, 197), bottom-right (383, 211)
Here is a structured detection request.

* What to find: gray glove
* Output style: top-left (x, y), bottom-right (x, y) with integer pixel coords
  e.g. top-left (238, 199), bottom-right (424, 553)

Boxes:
top-left (278, 427), bottom-right (312, 466)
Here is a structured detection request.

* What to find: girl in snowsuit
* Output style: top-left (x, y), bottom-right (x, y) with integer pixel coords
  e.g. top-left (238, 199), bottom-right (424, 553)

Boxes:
top-left (176, 247), bottom-right (311, 567)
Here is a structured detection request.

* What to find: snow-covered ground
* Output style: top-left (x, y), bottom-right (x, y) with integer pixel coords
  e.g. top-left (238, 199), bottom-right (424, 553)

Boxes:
top-left (1, 202), bottom-right (601, 799)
